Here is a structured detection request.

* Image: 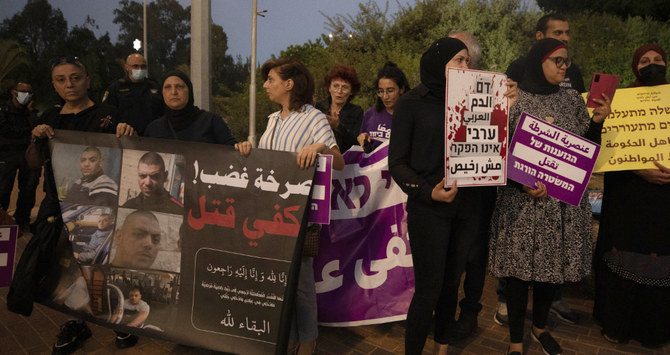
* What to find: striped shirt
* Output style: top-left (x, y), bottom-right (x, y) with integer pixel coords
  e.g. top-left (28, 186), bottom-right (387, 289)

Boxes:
top-left (258, 104), bottom-right (337, 153)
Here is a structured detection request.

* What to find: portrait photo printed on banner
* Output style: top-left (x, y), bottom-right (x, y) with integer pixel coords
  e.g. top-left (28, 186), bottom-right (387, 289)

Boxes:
top-left (52, 143), bottom-right (122, 207)
top-left (118, 149), bottom-right (185, 215)
top-left (62, 205), bottom-right (116, 265)
top-left (109, 207), bottom-right (183, 273)
top-left (104, 268), bottom-right (181, 333)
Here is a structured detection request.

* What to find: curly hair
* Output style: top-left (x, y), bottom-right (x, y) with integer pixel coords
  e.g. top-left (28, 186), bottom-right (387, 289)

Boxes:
top-left (261, 58), bottom-right (315, 111)
top-left (323, 65), bottom-right (361, 100)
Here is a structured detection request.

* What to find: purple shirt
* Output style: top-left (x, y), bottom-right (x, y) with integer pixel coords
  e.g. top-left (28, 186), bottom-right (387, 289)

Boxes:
top-left (360, 107), bottom-right (392, 150)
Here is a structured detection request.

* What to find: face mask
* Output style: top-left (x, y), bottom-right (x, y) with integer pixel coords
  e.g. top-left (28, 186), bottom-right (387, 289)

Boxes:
top-left (16, 91), bottom-right (33, 106)
top-left (639, 63), bottom-right (667, 85)
top-left (131, 69), bottom-right (148, 81)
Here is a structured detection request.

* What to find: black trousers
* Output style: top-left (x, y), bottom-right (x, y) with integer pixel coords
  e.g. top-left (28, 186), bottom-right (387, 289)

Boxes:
top-left (0, 151), bottom-right (40, 226)
top-left (404, 210), bottom-right (479, 354)
top-left (504, 277), bottom-right (558, 343)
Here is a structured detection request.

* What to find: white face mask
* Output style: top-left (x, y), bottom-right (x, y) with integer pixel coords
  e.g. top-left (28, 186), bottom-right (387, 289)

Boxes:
top-left (131, 69), bottom-right (148, 81)
top-left (16, 91), bottom-right (33, 106)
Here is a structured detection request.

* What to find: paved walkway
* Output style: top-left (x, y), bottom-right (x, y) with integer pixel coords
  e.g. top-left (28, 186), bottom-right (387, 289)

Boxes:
top-left (2, 175), bottom-right (669, 354)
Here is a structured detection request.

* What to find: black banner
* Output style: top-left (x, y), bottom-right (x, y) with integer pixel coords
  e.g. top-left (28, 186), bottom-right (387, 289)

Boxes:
top-left (44, 130), bottom-right (314, 354)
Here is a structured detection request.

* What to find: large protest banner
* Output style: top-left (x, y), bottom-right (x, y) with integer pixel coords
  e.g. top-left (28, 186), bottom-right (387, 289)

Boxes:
top-left (314, 142), bottom-right (414, 326)
top-left (594, 84), bottom-right (670, 172)
top-left (445, 68), bottom-right (509, 186)
top-left (42, 130), bottom-right (315, 354)
top-left (508, 112), bottom-right (600, 206)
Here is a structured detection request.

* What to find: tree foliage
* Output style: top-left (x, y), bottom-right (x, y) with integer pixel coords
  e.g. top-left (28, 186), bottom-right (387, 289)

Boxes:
top-left (537, 0), bottom-right (670, 22)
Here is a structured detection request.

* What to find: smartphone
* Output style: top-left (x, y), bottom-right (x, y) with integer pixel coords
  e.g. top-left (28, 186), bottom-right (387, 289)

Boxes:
top-left (587, 73), bottom-right (620, 108)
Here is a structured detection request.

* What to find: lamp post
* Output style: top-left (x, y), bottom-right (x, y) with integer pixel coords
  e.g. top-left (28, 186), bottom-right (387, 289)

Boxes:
top-left (143, 0), bottom-right (148, 60)
top-left (248, 0), bottom-right (266, 147)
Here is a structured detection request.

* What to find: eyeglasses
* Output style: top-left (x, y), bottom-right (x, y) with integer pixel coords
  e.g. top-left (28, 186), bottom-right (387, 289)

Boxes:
top-left (331, 83), bottom-right (351, 93)
top-left (377, 88), bottom-right (398, 97)
top-left (546, 56), bottom-right (571, 69)
top-left (49, 56), bottom-right (86, 72)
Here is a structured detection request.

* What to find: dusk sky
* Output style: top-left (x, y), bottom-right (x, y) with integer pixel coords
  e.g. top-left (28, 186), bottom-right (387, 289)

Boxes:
top-left (2, 0), bottom-right (418, 62)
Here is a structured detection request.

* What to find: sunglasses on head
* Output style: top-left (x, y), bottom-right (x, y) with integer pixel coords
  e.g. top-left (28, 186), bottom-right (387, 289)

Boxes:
top-left (49, 56), bottom-right (86, 72)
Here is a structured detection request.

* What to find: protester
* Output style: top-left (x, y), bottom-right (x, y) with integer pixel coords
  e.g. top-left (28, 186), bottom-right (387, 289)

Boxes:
top-left (63, 146), bottom-right (118, 206)
top-left (122, 152), bottom-right (183, 214)
top-left (389, 37), bottom-right (504, 354)
top-left (593, 43), bottom-right (670, 348)
top-left (446, 30), bottom-right (499, 340)
top-left (314, 65), bottom-right (364, 152)
top-left (497, 13), bottom-right (586, 327)
top-left (21, 56), bottom-right (134, 354)
top-left (0, 81), bottom-right (40, 232)
top-left (144, 70), bottom-right (236, 145)
top-left (102, 53), bottom-right (163, 135)
top-left (488, 38), bottom-right (610, 355)
top-left (357, 62), bottom-right (410, 152)
top-left (235, 58), bottom-right (344, 355)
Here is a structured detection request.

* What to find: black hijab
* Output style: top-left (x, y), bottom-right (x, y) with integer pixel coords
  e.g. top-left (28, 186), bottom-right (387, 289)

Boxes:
top-left (519, 38), bottom-right (565, 95)
top-left (162, 70), bottom-right (202, 131)
top-left (420, 37), bottom-right (468, 98)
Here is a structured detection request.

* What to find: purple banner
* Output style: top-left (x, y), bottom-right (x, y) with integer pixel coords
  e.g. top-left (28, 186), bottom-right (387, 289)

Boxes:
top-left (308, 155), bottom-right (333, 224)
top-left (313, 142), bottom-right (414, 326)
top-left (508, 112), bottom-right (600, 206)
top-left (0, 225), bottom-right (18, 287)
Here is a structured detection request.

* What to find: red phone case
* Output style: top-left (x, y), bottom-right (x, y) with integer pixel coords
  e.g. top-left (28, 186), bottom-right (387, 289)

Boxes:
top-left (587, 73), bottom-right (620, 108)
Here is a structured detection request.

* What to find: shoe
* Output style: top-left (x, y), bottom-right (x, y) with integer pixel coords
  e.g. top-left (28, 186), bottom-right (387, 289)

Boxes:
top-left (494, 301), bottom-right (509, 326)
top-left (600, 329), bottom-right (628, 345)
top-left (531, 330), bottom-right (562, 355)
top-left (451, 314), bottom-right (478, 341)
top-left (52, 320), bottom-right (92, 355)
top-left (115, 333), bottom-right (138, 349)
top-left (549, 300), bottom-right (579, 324)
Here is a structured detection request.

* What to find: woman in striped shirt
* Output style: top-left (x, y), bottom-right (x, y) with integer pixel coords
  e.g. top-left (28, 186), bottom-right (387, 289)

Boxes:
top-left (235, 58), bottom-right (343, 354)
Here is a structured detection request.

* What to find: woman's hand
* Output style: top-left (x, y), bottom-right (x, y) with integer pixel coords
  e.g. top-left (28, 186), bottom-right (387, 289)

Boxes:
top-left (116, 123), bottom-right (135, 137)
top-left (326, 112), bottom-right (340, 131)
top-left (297, 143), bottom-right (327, 169)
top-left (505, 79), bottom-right (519, 107)
top-left (431, 178), bottom-right (458, 203)
top-left (591, 93), bottom-right (611, 123)
top-left (235, 141), bottom-right (252, 157)
top-left (357, 133), bottom-right (370, 147)
top-left (32, 124), bottom-right (55, 139)
top-left (522, 181), bottom-right (547, 198)
top-left (634, 161), bottom-right (670, 185)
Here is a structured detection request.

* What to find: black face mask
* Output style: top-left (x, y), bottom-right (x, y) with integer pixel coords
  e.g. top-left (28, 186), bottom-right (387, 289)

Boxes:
top-left (639, 64), bottom-right (667, 85)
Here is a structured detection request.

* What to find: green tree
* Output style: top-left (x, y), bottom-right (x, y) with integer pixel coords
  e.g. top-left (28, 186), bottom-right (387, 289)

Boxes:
top-left (113, 0), bottom-right (191, 80)
top-left (537, 0), bottom-right (670, 22)
top-left (0, 40), bottom-right (31, 95)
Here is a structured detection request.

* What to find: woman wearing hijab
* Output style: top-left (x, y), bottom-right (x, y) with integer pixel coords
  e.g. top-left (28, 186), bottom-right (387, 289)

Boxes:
top-left (593, 44), bottom-right (670, 348)
top-left (144, 70), bottom-right (236, 145)
top-left (389, 37), bottom-right (493, 354)
top-left (488, 38), bottom-right (610, 355)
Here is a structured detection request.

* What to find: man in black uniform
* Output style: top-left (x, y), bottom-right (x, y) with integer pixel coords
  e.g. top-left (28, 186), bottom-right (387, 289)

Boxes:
top-left (123, 152), bottom-right (183, 214)
top-left (0, 82), bottom-right (40, 231)
top-left (102, 53), bottom-right (163, 135)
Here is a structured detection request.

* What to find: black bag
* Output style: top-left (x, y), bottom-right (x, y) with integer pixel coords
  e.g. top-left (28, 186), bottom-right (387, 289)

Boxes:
top-left (7, 216), bottom-right (65, 316)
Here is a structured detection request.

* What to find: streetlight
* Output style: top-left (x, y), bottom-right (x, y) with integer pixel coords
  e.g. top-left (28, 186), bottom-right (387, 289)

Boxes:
top-left (133, 39), bottom-right (142, 51)
top-left (248, 0), bottom-right (267, 147)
